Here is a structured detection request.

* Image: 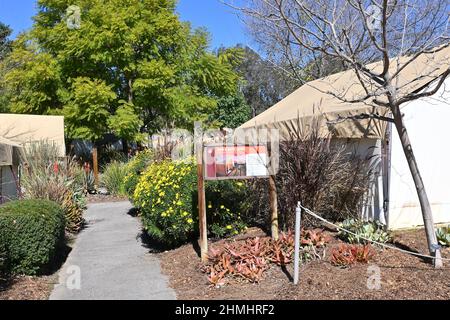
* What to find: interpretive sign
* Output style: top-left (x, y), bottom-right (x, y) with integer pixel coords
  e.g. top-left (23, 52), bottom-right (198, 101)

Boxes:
top-left (204, 145), bottom-right (268, 180)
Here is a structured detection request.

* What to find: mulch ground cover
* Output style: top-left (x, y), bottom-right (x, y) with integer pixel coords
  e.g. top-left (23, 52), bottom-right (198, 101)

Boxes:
top-left (0, 275), bottom-right (57, 300)
top-left (159, 228), bottom-right (450, 300)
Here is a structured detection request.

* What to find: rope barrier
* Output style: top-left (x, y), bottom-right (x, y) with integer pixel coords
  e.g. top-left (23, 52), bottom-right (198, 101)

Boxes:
top-left (299, 204), bottom-right (450, 262)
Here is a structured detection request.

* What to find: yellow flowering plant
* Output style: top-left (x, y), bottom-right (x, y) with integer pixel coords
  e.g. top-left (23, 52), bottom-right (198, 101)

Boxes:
top-left (133, 158), bottom-right (250, 246)
top-left (123, 150), bottom-right (154, 201)
top-left (133, 157), bottom-right (197, 246)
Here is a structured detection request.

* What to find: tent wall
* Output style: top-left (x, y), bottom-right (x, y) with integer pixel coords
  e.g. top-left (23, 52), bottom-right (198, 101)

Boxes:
top-left (0, 165), bottom-right (18, 204)
top-left (333, 138), bottom-right (385, 224)
top-left (388, 77), bottom-right (450, 229)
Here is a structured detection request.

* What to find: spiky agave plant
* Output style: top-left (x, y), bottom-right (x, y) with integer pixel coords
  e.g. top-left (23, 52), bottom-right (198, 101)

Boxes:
top-left (20, 141), bottom-right (85, 233)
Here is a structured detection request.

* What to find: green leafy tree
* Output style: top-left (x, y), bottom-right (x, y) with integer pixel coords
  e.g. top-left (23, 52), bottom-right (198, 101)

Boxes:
top-left (0, 22), bottom-right (12, 61)
top-left (0, 22), bottom-right (12, 113)
top-left (2, 0), bottom-right (239, 142)
top-left (209, 94), bottom-right (251, 129)
top-left (228, 46), bottom-right (297, 117)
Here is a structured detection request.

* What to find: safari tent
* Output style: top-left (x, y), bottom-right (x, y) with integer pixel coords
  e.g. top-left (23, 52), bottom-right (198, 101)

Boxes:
top-left (0, 114), bottom-right (66, 203)
top-left (0, 113), bottom-right (66, 157)
top-left (239, 47), bottom-right (450, 230)
top-left (0, 136), bottom-right (21, 203)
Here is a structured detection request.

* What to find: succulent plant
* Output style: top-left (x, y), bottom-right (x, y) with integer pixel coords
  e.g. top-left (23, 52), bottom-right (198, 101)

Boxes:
top-left (202, 230), bottom-right (324, 286)
top-left (331, 244), bottom-right (374, 268)
top-left (436, 225), bottom-right (450, 247)
top-left (338, 219), bottom-right (391, 245)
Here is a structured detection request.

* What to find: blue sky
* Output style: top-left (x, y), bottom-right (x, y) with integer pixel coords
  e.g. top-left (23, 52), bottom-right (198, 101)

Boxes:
top-left (0, 0), bottom-right (250, 49)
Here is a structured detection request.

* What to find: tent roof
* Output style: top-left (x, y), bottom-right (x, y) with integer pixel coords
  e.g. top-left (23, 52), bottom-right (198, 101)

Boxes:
top-left (0, 114), bottom-right (66, 157)
top-left (0, 136), bottom-right (21, 148)
top-left (239, 46), bottom-right (450, 140)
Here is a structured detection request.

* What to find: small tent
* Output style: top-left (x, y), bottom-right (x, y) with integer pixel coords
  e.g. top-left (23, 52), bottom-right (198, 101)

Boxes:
top-left (0, 114), bottom-right (66, 203)
top-left (0, 136), bottom-right (21, 203)
top-left (239, 47), bottom-right (450, 229)
top-left (0, 114), bottom-right (66, 157)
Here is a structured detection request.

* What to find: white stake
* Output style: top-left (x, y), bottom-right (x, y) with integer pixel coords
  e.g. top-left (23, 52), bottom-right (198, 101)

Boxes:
top-left (294, 201), bottom-right (301, 285)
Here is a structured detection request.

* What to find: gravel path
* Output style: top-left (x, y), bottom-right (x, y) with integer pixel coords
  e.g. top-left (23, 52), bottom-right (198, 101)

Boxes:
top-left (49, 201), bottom-right (176, 300)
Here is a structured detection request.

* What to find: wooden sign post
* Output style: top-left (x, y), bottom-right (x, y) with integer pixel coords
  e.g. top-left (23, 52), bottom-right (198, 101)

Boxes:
top-left (269, 175), bottom-right (279, 241)
top-left (195, 122), bottom-right (208, 262)
top-left (194, 123), bottom-right (279, 261)
top-left (92, 147), bottom-right (99, 189)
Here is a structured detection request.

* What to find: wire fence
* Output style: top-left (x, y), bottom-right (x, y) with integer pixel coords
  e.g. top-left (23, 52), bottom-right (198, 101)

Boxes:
top-left (299, 204), bottom-right (450, 262)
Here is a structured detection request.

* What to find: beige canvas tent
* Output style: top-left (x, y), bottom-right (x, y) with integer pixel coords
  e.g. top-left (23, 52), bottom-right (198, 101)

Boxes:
top-left (240, 46), bottom-right (449, 140)
top-left (0, 114), bottom-right (66, 157)
top-left (0, 114), bottom-right (66, 203)
top-left (239, 47), bottom-right (450, 229)
top-left (0, 136), bottom-right (21, 203)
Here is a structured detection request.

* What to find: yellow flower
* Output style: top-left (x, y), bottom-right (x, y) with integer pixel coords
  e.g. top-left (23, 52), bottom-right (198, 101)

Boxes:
top-left (187, 218), bottom-right (193, 224)
top-left (207, 203), bottom-right (212, 209)
top-left (220, 205), bottom-right (225, 209)
top-left (226, 225), bottom-right (232, 230)
top-left (182, 211), bottom-right (189, 217)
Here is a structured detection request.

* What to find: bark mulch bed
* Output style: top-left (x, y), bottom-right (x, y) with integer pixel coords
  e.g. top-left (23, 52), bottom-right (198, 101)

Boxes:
top-left (158, 228), bottom-right (450, 300)
top-left (0, 275), bottom-right (57, 300)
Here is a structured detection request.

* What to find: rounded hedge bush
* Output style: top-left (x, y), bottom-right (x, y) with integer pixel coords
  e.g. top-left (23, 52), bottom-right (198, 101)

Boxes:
top-left (0, 199), bottom-right (65, 275)
top-left (0, 233), bottom-right (8, 281)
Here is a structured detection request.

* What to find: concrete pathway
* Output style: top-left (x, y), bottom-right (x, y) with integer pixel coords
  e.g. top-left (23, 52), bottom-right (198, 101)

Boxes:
top-left (50, 201), bottom-right (176, 300)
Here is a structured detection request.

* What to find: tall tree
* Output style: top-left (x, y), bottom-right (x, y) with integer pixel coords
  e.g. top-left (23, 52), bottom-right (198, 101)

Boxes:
top-left (0, 22), bottom-right (12, 113)
top-left (224, 45), bottom-right (297, 117)
top-left (208, 94), bottom-right (251, 129)
top-left (0, 22), bottom-right (12, 61)
top-left (1, 0), bottom-right (239, 142)
top-left (229, 0), bottom-right (449, 267)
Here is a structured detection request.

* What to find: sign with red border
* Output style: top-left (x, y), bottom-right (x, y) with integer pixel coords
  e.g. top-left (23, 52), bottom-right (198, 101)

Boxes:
top-left (204, 145), bottom-right (268, 180)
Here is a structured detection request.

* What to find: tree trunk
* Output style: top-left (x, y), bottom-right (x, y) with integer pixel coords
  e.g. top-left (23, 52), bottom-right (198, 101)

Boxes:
top-left (391, 104), bottom-right (442, 268)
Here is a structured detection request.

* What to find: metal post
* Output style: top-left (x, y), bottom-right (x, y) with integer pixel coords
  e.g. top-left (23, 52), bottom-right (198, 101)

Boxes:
top-left (294, 201), bottom-right (302, 285)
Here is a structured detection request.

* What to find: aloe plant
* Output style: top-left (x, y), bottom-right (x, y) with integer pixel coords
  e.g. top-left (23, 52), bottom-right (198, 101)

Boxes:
top-left (338, 219), bottom-right (391, 244)
top-left (436, 226), bottom-right (450, 247)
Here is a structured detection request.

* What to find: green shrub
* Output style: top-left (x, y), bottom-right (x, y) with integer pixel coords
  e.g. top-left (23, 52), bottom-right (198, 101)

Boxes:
top-left (133, 158), bottom-right (247, 246)
top-left (0, 200), bottom-right (65, 275)
top-left (101, 161), bottom-right (128, 196)
top-left (206, 180), bottom-right (248, 239)
top-left (124, 150), bottom-right (154, 199)
top-left (337, 219), bottom-right (391, 244)
top-left (0, 234), bottom-right (9, 281)
top-left (436, 225), bottom-right (450, 246)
